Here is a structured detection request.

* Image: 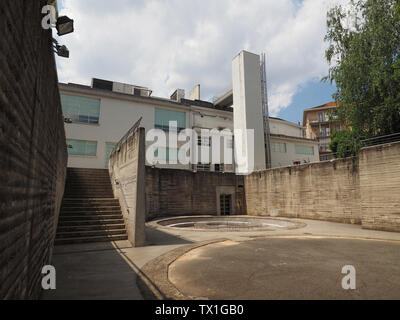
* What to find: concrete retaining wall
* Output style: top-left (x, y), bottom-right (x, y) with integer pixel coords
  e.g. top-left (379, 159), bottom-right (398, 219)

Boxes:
top-left (245, 141), bottom-right (400, 232)
top-left (145, 168), bottom-right (246, 221)
top-left (109, 128), bottom-right (146, 247)
top-left (245, 158), bottom-right (361, 224)
top-left (0, 0), bottom-right (68, 299)
top-left (359, 142), bottom-right (400, 232)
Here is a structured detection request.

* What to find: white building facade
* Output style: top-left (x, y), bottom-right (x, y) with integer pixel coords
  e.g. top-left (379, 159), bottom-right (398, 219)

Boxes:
top-left (60, 80), bottom-right (235, 172)
top-left (60, 51), bottom-right (319, 173)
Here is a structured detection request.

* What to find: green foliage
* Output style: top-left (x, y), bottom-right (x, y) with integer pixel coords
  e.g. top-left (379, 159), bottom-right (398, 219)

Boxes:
top-left (325, 0), bottom-right (400, 150)
top-left (329, 130), bottom-right (365, 158)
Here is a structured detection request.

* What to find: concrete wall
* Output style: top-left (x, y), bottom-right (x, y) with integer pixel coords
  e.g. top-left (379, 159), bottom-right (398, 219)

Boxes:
top-left (245, 141), bottom-right (400, 233)
top-left (360, 142), bottom-right (400, 232)
top-left (245, 158), bottom-right (361, 224)
top-left (0, 0), bottom-right (68, 299)
top-left (109, 128), bottom-right (146, 247)
top-left (145, 167), bottom-right (246, 221)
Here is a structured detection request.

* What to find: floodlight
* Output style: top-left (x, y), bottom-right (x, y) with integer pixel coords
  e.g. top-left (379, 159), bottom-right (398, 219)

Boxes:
top-left (56, 16), bottom-right (74, 36)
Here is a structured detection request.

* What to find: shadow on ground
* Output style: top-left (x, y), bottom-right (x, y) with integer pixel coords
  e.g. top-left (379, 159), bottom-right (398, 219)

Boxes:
top-left (42, 226), bottom-right (193, 300)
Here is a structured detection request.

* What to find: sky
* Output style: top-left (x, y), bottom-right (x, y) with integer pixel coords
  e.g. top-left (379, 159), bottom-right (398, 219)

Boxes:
top-left (56, 0), bottom-right (346, 124)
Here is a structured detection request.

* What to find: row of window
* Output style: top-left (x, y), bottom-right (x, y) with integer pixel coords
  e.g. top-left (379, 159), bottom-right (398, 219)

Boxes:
top-left (271, 142), bottom-right (315, 156)
top-left (61, 94), bottom-right (188, 131)
top-left (67, 140), bottom-right (117, 168)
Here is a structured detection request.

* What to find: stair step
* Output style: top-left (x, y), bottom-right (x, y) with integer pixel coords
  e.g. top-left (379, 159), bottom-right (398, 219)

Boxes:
top-left (58, 219), bottom-right (125, 226)
top-left (55, 234), bottom-right (128, 245)
top-left (62, 200), bottom-right (120, 206)
top-left (56, 229), bottom-right (127, 239)
top-left (63, 194), bottom-right (115, 198)
top-left (60, 213), bottom-right (122, 220)
top-left (56, 168), bottom-right (127, 245)
top-left (61, 205), bottom-right (121, 210)
top-left (58, 224), bottom-right (126, 232)
top-left (60, 211), bottom-right (122, 216)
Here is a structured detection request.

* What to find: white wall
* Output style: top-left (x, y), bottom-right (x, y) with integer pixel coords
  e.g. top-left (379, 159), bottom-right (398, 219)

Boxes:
top-left (270, 137), bottom-right (319, 169)
top-left (269, 118), bottom-right (305, 138)
top-left (63, 89), bottom-right (235, 171)
top-left (65, 96), bottom-right (155, 169)
top-left (232, 51), bottom-right (266, 174)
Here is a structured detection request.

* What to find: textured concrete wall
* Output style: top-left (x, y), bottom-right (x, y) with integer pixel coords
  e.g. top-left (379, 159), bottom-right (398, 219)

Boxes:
top-left (360, 142), bottom-right (400, 232)
top-left (245, 158), bottom-right (361, 224)
top-left (109, 128), bottom-right (146, 247)
top-left (145, 168), bottom-right (245, 220)
top-left (0, 1), bottom-right (68, 299)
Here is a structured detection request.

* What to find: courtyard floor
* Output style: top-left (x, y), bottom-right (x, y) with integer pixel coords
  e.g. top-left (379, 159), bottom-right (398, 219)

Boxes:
top-left (42, 218), bottom-right (400, 300)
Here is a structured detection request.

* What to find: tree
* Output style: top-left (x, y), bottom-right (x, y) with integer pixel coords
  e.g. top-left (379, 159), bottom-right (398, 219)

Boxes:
top-left (324, 0), bottom-right (400, 156)
top-left (329, 130), bottom-right (366, 158)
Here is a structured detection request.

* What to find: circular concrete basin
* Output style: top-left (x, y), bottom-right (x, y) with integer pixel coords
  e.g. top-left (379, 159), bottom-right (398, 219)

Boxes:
top-left (150, 216), bottom-right (305, 232)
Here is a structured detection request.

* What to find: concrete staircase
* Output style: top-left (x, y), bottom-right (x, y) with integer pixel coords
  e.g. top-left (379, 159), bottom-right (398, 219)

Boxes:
top-left (55, 168), bottom-right (128, 245)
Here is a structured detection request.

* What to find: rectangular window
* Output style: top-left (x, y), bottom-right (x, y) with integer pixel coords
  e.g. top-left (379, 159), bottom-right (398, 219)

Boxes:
top-left (61, 94), bottom-right (101, 124)
top-left (67, 139), bottom-right (97, 156)
top-left (105, 143), bottom-right (117, 168)
top-left (198, 135), bottom-right (211, 146)
top-left (295, 144), bottom-right (315, 155)
top-left (154, 147), bottom-right (180, 162)
top-left (197, 163), bottom-right (211, 172)
top-left (271, 142), bottom-right (287, 153)
top-left (155, 108), bottom-right (186, 132)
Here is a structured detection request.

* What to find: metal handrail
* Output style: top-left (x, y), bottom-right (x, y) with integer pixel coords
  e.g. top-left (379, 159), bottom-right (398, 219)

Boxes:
top-left (110, 117), bottom-right (142, 157)
top-left (361, 132), bottom-right (400, 147)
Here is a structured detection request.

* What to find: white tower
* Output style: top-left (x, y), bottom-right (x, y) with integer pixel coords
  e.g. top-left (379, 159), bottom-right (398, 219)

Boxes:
top-left (232, 51), bottom-right (267, 174)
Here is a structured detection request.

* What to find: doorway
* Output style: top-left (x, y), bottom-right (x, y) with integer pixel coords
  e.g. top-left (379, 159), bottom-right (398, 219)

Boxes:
top-left (220, 194), bottom-right (232, 216)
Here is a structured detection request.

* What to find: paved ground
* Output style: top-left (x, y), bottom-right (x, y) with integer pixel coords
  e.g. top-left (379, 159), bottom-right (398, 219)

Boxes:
top-left (169, 237), bottom-right (400, 300)
top-left (42, 218), bottom-right (400, 300)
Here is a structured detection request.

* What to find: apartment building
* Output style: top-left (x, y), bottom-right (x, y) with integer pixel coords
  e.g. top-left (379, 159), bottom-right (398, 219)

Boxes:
top-left (303, 102), bottom-right (342, 161)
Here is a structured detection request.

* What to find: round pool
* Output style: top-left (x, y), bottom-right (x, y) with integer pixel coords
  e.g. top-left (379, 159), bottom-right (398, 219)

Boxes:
top-left (149, 216), bottom-right (305, 232)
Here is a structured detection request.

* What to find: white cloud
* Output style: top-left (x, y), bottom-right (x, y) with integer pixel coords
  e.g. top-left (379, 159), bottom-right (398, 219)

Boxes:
top-left (57, 0), bottom-right (348, 115)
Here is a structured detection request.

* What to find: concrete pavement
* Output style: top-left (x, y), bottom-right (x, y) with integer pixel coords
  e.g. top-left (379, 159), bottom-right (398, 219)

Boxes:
top-left (42, 218), bottom-right (400, 300)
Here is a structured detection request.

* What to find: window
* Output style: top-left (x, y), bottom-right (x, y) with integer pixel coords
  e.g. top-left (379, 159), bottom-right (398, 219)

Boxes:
top-left (198, 135), bottom-right (211, 146)
top-left (197, 163), bottom-right (211, 172)
top-left (67, 140), bottom-right (97, 156)
top-left (271, 142), bottom-right (287, 153)
top-left (154, 147), bottom-right (181, 163)
top-left (104, 143), bottom-right (117, 168)
top-left (155, 108), bottom-right (186, 132)
top-left (295, 144), bottom-right (315, 155)
top-left (61, 94), bottom-right (100, 124)
top-left (227, 137), bottom-right (234, 149)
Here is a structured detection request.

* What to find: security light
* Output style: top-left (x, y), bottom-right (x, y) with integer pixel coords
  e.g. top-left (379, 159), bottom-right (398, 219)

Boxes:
top-left (56, 45), bottom-right (69, 58)
top-left (56, 16), bottom-right (74, 36)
